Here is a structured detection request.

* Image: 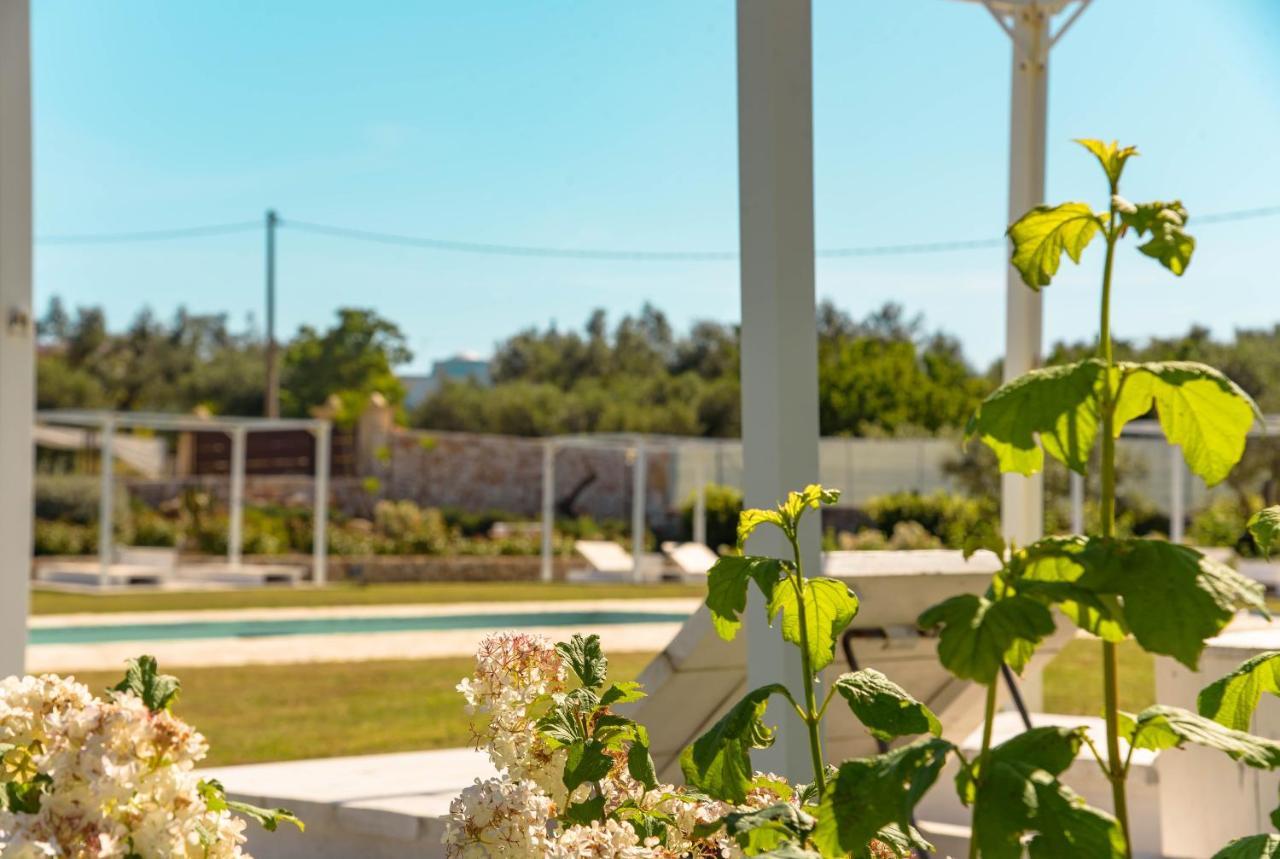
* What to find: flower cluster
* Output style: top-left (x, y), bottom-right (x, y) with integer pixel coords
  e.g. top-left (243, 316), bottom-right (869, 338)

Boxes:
top-left (0, 672), bottom-right (249, 858)
top-left (443, 632), bottom-right (793, 858)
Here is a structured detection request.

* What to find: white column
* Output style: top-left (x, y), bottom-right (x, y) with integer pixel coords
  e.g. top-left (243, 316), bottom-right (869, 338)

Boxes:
top-left (1170, 445), bottom-right (1186, 544)
top-left (1070, 471), bottom-right (1084, 534)
top-left (693, 448), bottom-right (707, 547)
top-left (1000, 4), bottom-right (1050, 546)
top-left (631, 440), bottom-right (647, 582)
top-left (98, 417), bottom-right (115, 587)
top-left (540, 441), bottom-right (556, 582)
top-left (736, 0), bottom-right (820, 781)
top-left (228, 426), bottom-right (246, 567)
top-left (0, 0), bottom-right (32, 677)
top-left (312, 422), bottom-right (330, 586)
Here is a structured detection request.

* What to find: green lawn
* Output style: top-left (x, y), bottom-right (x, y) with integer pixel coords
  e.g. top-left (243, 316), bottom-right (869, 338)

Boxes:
top-left (67, 640), bottom-right (1150, 768)
top-left (31, 581), bottom-right (704, 615)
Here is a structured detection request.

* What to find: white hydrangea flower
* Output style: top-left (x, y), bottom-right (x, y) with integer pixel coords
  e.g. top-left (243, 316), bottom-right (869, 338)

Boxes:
top-left (442, 776), bottom-right (556, 858)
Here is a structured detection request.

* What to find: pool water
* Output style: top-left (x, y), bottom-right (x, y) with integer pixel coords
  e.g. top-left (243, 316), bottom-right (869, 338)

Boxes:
top-left (30, 610), bottom-right (692, 646)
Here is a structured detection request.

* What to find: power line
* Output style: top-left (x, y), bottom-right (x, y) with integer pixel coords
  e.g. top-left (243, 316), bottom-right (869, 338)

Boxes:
top-left (35, 221), bottom-right (260, 245)
top-left (32, 201), bottom-right (1280, 258)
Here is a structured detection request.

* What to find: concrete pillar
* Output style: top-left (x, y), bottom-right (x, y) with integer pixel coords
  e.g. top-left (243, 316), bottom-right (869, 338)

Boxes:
top-left (98, 417), bottom-right (115, 588)
top-left (540, 441), bottom-right (556, 582)
top-left (312, 422), bottom-right (330, 586)
top-left (0, 0), bottom-right (32, 676)
top-left (631, 440), bottom-right (647, 582)
top-left (693, 449), bottom-right (707, 547)
top-left (736, 0), bottom-right (821, 782)
top-left (1000, 4), bottom-right (1049, 547)
top-left (228, 426), bottom-right (247, 567)
top-left (1170, 445), bottom-right (1186, 544)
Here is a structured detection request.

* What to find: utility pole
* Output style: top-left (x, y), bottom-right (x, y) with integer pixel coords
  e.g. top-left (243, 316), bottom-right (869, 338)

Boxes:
top-left (264, 209), bottom-right (279, 417)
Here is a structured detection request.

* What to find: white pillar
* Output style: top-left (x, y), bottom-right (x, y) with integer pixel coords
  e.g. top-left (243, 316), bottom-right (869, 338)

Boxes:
top-left (228, 426), bottom-right (246, 567)
top-left (98, 417), bottom-right (115, 587)
top-left (736, 0), bottom-right (821, 782)
top-left (693, 448), bottom-right (707, 547)
top-left (540, 441), bottom-right (556, 583)
top-left (631, 440), bottom-right (647, 582)
top-left (312, 422), bottom-right (330, 586)
top-left (1170, 445), bottom-right (1186, 544)
top-left (999, 3), bottom-right (1050, 546)
top-left (0, 0), bottom-right (32, 676)
top-left (1070, 471), bottom-right (1084, 534)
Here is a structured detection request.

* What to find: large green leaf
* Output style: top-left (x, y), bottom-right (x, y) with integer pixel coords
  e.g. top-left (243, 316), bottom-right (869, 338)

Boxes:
top-left (1015, 537), bottom-right (1128, 642)
top-left (705, 555), bottom-right (786, 640)
top-left (1198, 652), bottom-right (1280, 731)
top-left (111, 655), bottom-right (180, 713)
top-left (1213, 835), bottom-right (1280, 858)
top-left (557, 634), bottom-right (608, 689)
top-left (1118, 198), bottom-right (1194, 275)
top-left (965, 360), bottom-right (1105, 476)
top-left (737, 508), bottom-right (786, 549)
top-left (767, 577), bottom-right (859, 671)
top-left (626, 723), bottom-right (658, 790)
top-left (918, 592), bottom-right (1055, 684)
top-left (1007, 202), bottom-right (1103, 289)
top-left (1076, 138), bottom-right (1138, 187)
top-left (965, 727), bottom-right (1125, 859)
top-left (723, 803), bottom-right (816, 855)
top-left (680, 684), bottom-right (787, 804)
top-left (1064, 538), bottom-right (1266, 669)
top-left (563, 738), bottom-right (614, 790)
top-left (810, 737), bottom-right (952, 857)
top-left (1249, 507), bottom-right (1280, 559)
top-left (1114, 362), bottom-right (1259, 486)
top-left (833, 670), bottom-right (942, 742)
top-left (1122, 705), bottom-right (1280, 768)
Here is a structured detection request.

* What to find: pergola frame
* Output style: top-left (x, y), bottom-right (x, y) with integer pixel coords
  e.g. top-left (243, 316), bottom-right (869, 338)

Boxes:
top-left (37, 409), bottom-right (332, 589)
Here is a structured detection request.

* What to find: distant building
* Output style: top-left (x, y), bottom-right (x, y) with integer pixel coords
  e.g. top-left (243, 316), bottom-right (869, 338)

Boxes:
top-left (400, 353), bottom-right (491, 409)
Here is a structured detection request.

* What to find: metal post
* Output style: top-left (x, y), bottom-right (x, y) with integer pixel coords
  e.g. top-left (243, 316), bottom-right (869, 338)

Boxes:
top-left (693, 448), bottom-right (707, 547)
top-left (1170, 445), bottom-right (1186, 544)
top-left (540, 441), bottom-right (556, 582)
top-left (0, 0), bottom-right (32, 677)
top-left (98, 416), bottom-right (115, 588)
top-left (312, 421), bottom-right (330, 585)
top-left (1070, 471), bottom-right (1084, 534)
top-left (736, 0), bottom-right (820, 781)
top-left (998, 3), bottom-right (1050, 547)
top-left (228, 426), bottom-right (246, 567)
top-left (265, 209), bottom-right (280, 418)
top-left (631, 440), bottom-right (647, 582)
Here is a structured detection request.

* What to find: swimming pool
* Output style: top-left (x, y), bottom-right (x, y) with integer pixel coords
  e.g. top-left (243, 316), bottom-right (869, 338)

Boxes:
top-left (30, 610), bottom-right (692, 646)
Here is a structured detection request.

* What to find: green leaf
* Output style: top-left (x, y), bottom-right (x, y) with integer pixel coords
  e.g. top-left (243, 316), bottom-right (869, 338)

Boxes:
top-left (1119, 198), bottom-right (1194, 275)
top-left (1015, 538), bottom-right (1129, 643)
top-left (968, 727), bottom-right (1125, 859)
top-left (110, 655), bottom-right (180, 713)
top-left (1076, 138), bottom-right (1138, 187)
top-left (723, 803), bottom-right (815, 854)
top-left (3, 774), bottom-right (51, 815)
top-left (680, 684), bottom-right (787, 804)
top-left (810, 737), bottom-right (952, 857)
top-left (737, 508), bottom-right (787, 548)
top-left (1067, 538), bottom-right (1265, 669)
top-left (1213, 834), bottom-right (1280, 858)
top-left (1249, 507), bottom-right (1280, 559)
top-left (1198, 651), bottom-right (1280, 731)
top-left (200, 780), bottom-right (304, 833)
top-left (562, 793), bottom-right (606, 826)
top-left (564, 739), bottom-right (614, 790)
top-left (833, 669), bottom-right (942, 742)
top-left (626, 723), bottom-right (658, 790)
top-left (705, 555), bottom-right (786, 640)
top-left (965, 360), bottom-right (1105, 476)
top-left (1114, 361), bottom-right (1259, 486)
top-left (1007, 202), bottom-right (1103, 289)
top-left (599, 681), bottom-right (646, 707)
top-left (1124, 705), bottom-right (1280, 768)
top-left (537, 690), bottom-right (595, 747)
top-left (777, 484), bottom-right (841, 527)
top-left (872, 823), bottom-right (934, 858)
top-left (767, 577), bottom-right (859, 671)
top-left (918, 592), bottom-right (1055, 684)
top-left (557, 634), bottom-right (608, 689)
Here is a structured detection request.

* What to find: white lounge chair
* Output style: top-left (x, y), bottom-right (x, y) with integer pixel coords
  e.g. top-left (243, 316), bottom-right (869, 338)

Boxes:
top-left (571, 540), bottom-right (665, 582)
top-left (660, 541), bottom-right (720, 581)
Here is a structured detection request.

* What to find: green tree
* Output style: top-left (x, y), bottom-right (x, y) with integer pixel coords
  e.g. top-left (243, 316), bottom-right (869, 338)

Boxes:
top-left (281, 308), bottom-right (412, 421)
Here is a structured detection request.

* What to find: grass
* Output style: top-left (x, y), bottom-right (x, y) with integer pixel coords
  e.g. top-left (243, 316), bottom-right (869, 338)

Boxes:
top-left (65, 640), bottom-right (1151, 768)
top-left (30, 581), bottom-right (704, 615)
top-left (73, 652), bottom-right (659, 768)
top-left (1043, 637), bottom-right (1154, 716)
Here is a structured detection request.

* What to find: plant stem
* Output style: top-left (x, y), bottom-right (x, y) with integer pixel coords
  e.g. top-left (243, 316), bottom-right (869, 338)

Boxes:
top-left (1097, 196), bottom-right (1133, 857)
top-left (968, 679), bottom-right (1000, 859)
top-left (789, 536), bottom-right (827, 800)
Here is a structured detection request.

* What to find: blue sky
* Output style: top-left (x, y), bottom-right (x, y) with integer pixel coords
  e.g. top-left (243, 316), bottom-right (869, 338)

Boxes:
top-left (33, 0), bottom-right (1280, 372)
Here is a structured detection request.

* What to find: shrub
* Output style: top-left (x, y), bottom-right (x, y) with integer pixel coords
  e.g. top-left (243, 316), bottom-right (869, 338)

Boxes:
top-left (679, 482), bottom-right (742, 548)
top-left (132, 507), bottom-right (178, 548)
top-left (1190, 494), bottom-right (1256, 554)
top-left (373, 499), bottom-right (449, 554)
top-left (33, 519), bottom-right (95, 556)
top-left (864, 490), bottom-right (993, 548)
top-left (34, 475), bottom-right (132, 536)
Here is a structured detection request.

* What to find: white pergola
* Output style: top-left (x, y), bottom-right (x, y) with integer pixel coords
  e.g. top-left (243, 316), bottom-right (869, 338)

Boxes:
top-left (36, 409), bottom-right (332, 588)
top-left (0, 0), bottom-right (1088, 785)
